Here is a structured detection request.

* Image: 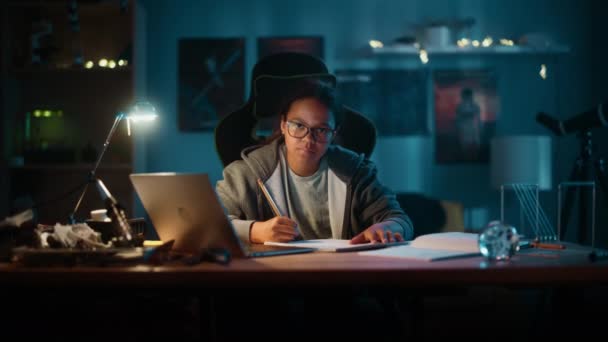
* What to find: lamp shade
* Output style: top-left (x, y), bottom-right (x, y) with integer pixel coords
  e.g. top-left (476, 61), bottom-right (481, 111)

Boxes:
top-left (124, 102), bottom-right (158, 122)
top-left (490, 135), bottom-right (552, 190)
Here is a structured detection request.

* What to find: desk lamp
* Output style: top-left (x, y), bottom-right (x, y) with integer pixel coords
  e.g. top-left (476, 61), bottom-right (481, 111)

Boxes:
top-left (69, 102), bottom-right (158, 225)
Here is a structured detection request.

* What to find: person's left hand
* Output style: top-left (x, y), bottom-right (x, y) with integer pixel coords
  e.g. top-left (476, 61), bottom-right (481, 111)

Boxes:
top-left (350, 222), bottom-right (403, 244)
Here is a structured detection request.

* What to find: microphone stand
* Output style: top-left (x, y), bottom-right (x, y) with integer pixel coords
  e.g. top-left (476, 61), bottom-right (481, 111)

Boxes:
top-left (95, 177), bottom-right (135, 246)
top-left (69, 113), bottom-right (126, 224)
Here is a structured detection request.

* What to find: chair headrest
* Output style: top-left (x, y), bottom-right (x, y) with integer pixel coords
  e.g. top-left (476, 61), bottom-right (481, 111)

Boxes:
top-left (249, 52), bottom-right (336, 84)
top-left (249, 52), bottom-right (336, 119)
top-left (214, 52), bottom-right (376, 167)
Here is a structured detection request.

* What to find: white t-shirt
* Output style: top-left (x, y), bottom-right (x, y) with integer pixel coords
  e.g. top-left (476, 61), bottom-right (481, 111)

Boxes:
top-left (280, 147), bottom-right (331, 239)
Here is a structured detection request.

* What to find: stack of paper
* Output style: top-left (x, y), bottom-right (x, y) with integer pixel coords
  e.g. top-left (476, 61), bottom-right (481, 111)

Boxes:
top-left (358, 232), bottom-right (481, 261)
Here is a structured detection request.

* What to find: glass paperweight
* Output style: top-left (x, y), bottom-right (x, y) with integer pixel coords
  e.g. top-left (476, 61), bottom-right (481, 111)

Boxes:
top-left (478, 222), bottom-right (520, 260)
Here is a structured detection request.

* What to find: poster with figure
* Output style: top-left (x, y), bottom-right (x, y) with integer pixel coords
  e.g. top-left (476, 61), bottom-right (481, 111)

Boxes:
top-left (433, 70), bottom-right (498, 163)
top-left (178, 38), bottom-right (245, 131)
top-left (334, 69), bottom-right (428, 136)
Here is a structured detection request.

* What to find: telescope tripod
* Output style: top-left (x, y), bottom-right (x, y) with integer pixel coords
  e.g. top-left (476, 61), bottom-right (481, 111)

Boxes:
top-left (558, 130), bottom-right (608, 246)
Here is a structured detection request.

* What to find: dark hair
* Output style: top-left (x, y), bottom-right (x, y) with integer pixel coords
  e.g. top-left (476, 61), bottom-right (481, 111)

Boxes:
top-left (263, 79), bottom-right (342, 143)
top-left (277, 79), bottom-right (342, 127)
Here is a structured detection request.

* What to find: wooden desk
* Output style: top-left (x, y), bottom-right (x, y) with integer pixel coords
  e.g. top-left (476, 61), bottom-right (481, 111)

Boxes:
top-left (1, 247), bottom-right (607, 289)
top-left (0, 248), bottom-right (607, 341)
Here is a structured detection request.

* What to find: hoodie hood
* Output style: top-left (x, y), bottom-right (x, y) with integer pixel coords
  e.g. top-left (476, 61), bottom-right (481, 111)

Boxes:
top-left (240, 137), bottom-right (364, 183)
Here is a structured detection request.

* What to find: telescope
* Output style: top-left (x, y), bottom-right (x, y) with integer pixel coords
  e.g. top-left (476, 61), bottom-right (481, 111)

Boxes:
top-left (536, 102), bottom-right (608, 136)
top-left (536, 103), bottom-right (608, 246)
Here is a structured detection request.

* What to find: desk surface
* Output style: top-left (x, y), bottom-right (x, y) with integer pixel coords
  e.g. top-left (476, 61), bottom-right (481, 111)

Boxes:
top-left (1, 246), bottom-right (607, 289)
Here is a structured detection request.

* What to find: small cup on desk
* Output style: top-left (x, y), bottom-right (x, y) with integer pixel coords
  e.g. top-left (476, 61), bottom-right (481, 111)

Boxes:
top-left (90, 209), bottom-right (110, 222)
top-left (86, 209), bottom-right (113, 243)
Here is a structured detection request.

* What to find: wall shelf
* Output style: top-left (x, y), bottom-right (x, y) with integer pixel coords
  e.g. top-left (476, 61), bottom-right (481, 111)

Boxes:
top-left (9, 163), bottom-right (132, 171)
top-left (370, 44), bottom-right (570, 56)
top-left (9, 66), bottom-right (132, 76)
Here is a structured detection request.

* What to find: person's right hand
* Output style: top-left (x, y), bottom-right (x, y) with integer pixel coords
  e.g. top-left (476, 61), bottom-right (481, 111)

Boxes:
top-left (250, 216), bottom-right (298, 243)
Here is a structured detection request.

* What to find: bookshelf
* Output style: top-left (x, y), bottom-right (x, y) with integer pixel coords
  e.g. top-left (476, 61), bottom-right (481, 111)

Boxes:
top-left (1, 1), bottom-right (135, 223)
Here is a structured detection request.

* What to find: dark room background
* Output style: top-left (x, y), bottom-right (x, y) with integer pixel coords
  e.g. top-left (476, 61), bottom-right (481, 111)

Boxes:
top-left (2, 0), bottom-right (607, 244)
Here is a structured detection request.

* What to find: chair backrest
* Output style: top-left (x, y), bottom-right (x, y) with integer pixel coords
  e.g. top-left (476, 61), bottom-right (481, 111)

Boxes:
top-left (395, 193), bottom-right (465, 237)
top-left (214, 52), bottom-right (376, 167)
top-left (333, 106), bottom-right (376, 158)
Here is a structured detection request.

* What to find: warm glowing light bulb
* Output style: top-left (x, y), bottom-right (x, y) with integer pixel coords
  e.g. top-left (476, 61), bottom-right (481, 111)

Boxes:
top-left (419, 49), bottom-right (429, 64)
top-left (482, 36), bottom-right (493, 47)
top-left (499, 38), bottom-right (514, 46)
top-left (85, 61), bottom-right (94, 69)
top-left (108, 60), bottom-right (116, 69)
top-left (98, 59), bottom-right (108, 67)
top-left (118, 59), bottom-right (127, 66)
top-left (539, 64), bottom-right (547, 80)
top-left (369, 40), bottom-right (384, 49)
top-left (457, 38), bottom-right (470, 47)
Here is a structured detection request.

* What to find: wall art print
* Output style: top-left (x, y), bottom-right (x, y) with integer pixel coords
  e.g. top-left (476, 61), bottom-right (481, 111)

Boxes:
top-left (178, 38), bottom-right (245, 131)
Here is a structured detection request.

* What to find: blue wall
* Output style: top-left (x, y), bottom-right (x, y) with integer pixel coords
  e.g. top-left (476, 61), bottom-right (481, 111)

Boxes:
top-left (136, 0), bottom-right (600, 230)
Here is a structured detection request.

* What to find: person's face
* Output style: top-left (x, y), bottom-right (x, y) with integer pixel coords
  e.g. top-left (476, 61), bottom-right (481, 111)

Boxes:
top-left (280, 97), bottom-right (335, 168)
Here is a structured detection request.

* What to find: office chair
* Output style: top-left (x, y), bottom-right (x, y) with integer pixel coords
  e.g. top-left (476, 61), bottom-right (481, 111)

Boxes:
top-left (214, 52), bottom-right (376, 167)
top-left (395, 193), bottom-right (465, 237)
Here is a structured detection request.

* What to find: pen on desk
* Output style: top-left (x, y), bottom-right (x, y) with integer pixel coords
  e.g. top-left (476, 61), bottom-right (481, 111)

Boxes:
top-left (257, 178), bottom-right (283, 217)
top-left (531, 241), bottom-right (567, 250)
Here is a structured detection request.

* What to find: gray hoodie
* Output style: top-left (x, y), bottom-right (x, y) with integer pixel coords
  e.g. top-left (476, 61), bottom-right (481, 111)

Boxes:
top-left (216, 138), bottom-right (414, 242)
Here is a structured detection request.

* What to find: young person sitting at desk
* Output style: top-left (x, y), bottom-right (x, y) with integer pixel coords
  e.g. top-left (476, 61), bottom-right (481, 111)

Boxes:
top-left (216, 78), bottom-right (413, 245)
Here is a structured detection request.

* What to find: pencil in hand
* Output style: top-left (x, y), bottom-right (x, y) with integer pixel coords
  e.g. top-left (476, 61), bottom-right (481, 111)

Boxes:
top-left (257, 178), bottom-right (282, 217)
top-left (257, 178), bottom-right (300, 239)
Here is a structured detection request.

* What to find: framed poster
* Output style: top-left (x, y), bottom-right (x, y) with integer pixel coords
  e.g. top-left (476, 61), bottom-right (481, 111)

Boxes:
top-left (257, 36), bottom-right (324, 60)
top-left (335, 69), bottom-right (428, 136)
top-left (178, 38), bottom-right (245, 131)
top-left (433, 70), bottom-right (498, 163)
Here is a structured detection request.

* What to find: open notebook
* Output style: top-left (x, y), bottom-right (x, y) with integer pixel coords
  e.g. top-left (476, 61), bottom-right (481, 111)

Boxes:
top-left (264, 239), bottom-right (408, 252)
top-left (358, 232), bottom-right (481, 261)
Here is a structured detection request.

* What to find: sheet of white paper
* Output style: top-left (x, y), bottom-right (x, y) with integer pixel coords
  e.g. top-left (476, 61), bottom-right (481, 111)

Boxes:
top-left (359, 245), bottom-right (481, 261)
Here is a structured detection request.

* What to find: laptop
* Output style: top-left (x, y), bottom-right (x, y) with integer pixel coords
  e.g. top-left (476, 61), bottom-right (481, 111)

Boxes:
top-left (129, 172), bottom-right (314, 258)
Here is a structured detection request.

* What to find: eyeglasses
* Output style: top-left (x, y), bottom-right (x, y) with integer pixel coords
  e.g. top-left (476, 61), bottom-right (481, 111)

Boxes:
top-left (285, 120), bottom-right (336, 143)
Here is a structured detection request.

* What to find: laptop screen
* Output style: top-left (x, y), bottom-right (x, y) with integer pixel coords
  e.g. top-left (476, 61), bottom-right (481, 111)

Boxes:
top-left (129, 173), bottom-right (246, 258)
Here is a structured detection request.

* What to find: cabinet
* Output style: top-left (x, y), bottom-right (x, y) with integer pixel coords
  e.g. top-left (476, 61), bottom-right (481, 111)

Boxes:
top-left (2, 1), bottom-right (135, 223)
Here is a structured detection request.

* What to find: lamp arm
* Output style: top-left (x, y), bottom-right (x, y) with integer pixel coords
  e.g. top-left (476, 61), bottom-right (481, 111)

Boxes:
top-left (69, 113), bottom-right (124, 223)
top-left (93, 113), bottom-right (125, 174)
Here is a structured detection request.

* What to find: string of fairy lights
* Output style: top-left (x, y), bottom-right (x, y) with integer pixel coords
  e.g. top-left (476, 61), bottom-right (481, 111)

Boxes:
top-left (84, 58), bottom-right (129, 69)
top-left (369, 35), bottom-right (553, 80)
